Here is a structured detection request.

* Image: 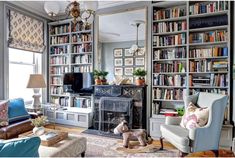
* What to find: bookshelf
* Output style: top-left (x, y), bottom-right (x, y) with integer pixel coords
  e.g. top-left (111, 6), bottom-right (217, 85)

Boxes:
top-left (150, 1), bottom-right (231, 144)
top-left (47, 19), bottom-right (94, 127)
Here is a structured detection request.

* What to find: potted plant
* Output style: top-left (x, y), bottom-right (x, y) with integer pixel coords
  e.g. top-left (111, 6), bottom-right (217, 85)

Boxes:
top-left (133, 68), bottom-right (147, 86)
top-left (30, 116), bottom-right (48, 136)
top-left (94, 70), bottom-right (102, 85)
top-left (100, 71), bottom-right (108, 85)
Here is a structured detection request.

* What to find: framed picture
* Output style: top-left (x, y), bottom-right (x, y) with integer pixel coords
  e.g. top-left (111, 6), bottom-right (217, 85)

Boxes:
top-left (137, 47), bottom-right (145, 56)
top-left (124, 58), bottom-right (133, 66)
top-left (114, 67), bottom-right (123, 76)
top-left (124, 67), bottom-right (133, 76)
top-left (114, 49), bottom-right (123, 57)
top-left (114, 58), bottom-right (123, 66)
top-left (124, 48), bottom-right (133, 56)
top-left (135, 57), bottom-right (145, 66)
top-left (135, 67), bottom-right (145, 71)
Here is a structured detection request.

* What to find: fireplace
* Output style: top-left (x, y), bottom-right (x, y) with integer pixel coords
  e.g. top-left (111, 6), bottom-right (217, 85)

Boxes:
top-left (98, 97), bottom-right (133, 133)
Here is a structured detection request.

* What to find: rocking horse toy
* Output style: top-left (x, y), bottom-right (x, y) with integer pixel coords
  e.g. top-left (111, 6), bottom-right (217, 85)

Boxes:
top-left (114, 120), bottom-right (150, 148)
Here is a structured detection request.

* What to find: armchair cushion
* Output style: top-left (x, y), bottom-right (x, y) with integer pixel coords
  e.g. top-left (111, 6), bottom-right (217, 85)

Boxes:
top-left (180, 102), bottom-right (209, 130)
top-left (0, 101), bottom-right (9, 127)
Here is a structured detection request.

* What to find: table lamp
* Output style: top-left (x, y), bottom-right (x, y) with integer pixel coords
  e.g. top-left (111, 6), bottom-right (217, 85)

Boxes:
top-left (27, 74), bottom-right (46, 107)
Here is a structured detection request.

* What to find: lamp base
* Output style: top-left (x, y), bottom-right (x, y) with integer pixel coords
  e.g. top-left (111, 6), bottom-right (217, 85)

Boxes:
top-left (32, 89), bottom-right (41, 108)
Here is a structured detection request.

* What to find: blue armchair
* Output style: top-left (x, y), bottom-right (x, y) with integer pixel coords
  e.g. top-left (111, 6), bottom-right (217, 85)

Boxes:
top-left (160, 92), bottom-right (228, 156)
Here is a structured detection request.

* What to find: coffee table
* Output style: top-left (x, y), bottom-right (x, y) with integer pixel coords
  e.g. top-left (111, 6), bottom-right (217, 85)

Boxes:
top-left (19, 128), bottom-right (86, 157)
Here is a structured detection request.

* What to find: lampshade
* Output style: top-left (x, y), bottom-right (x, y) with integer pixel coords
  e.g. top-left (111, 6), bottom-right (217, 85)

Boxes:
top-left (84, 1), bottom-right (98, 11)
top-left (44, 1), bottom-right (60, 17)
top-left (27, 74), bottom-right (46, 88)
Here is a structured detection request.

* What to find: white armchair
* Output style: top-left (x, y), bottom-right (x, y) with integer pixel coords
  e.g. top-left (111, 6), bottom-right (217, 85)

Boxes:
top-left (160, 92), bottom-right (228, 157)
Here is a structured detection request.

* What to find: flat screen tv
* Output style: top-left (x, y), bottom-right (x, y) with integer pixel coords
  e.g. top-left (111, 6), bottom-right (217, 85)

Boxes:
top-left (63, 72), bottom-right (93, 94)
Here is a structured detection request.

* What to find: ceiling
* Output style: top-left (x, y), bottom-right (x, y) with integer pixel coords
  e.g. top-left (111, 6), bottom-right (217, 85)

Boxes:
top-left (8, 1), bottom-right (145, 42)
top-left (99, 9), bottom-right (145, 43)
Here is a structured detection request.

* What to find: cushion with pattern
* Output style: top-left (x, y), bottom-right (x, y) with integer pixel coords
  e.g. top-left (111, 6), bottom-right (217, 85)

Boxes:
top-left (0, 100), bottom-right (9, 127)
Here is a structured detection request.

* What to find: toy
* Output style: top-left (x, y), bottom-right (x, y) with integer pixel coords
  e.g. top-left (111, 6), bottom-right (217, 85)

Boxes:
top-left (114, 120), bottom-right (150, 148)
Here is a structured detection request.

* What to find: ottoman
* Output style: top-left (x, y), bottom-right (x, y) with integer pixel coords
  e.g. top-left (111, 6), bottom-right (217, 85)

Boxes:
top-left (39, 134), bottom-right (86, 157)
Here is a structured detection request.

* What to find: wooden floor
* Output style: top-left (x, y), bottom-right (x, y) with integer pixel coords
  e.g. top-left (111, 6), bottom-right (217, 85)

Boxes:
top-left (46, 124), bottom-right (234, 157)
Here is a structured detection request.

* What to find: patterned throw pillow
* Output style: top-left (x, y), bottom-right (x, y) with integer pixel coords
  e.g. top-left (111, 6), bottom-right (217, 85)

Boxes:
top-left (180, 102), bottom-right (209, 130)
top-left (0, 100), bottom-right (9, 127)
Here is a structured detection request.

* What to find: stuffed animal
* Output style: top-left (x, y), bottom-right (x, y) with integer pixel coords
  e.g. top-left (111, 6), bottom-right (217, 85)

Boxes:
top-left (114, 120), bottom-right (150, 148)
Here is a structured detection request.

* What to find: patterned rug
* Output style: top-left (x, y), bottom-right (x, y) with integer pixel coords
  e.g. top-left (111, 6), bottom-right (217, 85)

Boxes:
top-left (80, 133), bottom-right (178, 157)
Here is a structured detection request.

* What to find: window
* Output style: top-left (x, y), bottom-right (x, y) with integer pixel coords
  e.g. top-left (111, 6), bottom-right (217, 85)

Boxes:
top-left (8, 48), bottom-right (42, 102)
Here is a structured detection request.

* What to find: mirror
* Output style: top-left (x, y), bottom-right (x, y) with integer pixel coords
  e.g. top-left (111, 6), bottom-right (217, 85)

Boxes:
top-left (97, 8), bottom-right (147, 84)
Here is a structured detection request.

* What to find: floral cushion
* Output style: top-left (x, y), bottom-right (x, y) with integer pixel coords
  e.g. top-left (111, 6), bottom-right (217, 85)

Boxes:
top-left (0, 101), bottom-right (9, 127)
top-left (180, 102), bottom-right (209, 130)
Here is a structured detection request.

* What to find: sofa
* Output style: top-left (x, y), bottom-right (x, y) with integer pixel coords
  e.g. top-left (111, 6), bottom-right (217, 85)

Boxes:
top-left (0, 98), bottom-right (33, 139)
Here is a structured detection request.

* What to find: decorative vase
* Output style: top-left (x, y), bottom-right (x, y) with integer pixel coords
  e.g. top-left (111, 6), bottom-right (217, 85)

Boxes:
top-left (95, 78), bottom-right (102, 85)
top-left (136, 78), bottom-right (145, 86)
top-left (33, 126), bottom-right (45, 136)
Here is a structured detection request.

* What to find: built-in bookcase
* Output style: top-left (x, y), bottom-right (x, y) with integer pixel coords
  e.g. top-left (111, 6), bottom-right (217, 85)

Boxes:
top-left (150, 1), bottom-right (231, 140)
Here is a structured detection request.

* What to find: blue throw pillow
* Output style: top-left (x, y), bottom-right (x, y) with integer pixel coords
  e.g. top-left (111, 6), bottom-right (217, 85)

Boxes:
top-left (0, 137), bottom-right (41, 157)
top-left (8, 98), bottom-right (30, 123)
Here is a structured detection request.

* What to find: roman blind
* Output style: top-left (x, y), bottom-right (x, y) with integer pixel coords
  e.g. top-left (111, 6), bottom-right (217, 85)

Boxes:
top-left (8, 10), bottom-right (45, 53)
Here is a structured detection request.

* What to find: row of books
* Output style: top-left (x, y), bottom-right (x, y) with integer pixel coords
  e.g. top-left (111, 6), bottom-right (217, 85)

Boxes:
top-left (72, 43), bottom-right (92, 53)
top-left (73, 98), bottom-right (91, 108)
top-left (189, 74), bottom-right (228, 87)
top-left (153, 7), bottom-right (186, 20)
top-left (153, 88), bottom-right (183, 100)
top-left (51, 96), bottom-right (69, 107)
top-left (189, 1), bottom-right (229, 15)
top-left (154, 62), bottom-right (186, 73)
top-left (153, 74), bottom-right (184, 87)
top-left (213, 61), bottom-right (228, 69)
top-left (189, 30), bottom-right (227, 43)
top-left (50, 24), bottom-right (70, 35)
top-left (73, 65), bottom-right (92, 73)
top-left (50, 46), bottom-right (68, 55)
top-left (50, 56), bottom-right (68, 65)
top-left (50, 86), bottom-right (63, 95)
top-left (51, 77), bottom-right (62, 85)
top-left (72, 54), bottom-right (92, 64)
top-left (72, 34), bottom-right (92, 43)
top-left (71, 22), bottom-right (91, 32)
top-left (189, 47), bottom-right (228, 58)
top-left (153, 21), bottom-right (187, 33)
top-left (50, 66), bottom-right (68, 75)
top-left (154, 47), bottom-right (186, 60)
top-left (153, 33), bottom-right (186, 47)
top-left (190, 89), bottom-right (227, 95)
top-left (189, 60), bottom-right (228, 72)
top-left (51, 36), bottom-right (69, 45)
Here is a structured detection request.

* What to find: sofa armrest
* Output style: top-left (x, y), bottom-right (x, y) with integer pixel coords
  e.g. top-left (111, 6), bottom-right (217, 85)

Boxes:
top-left (165, 116), bottom-right (182, 125)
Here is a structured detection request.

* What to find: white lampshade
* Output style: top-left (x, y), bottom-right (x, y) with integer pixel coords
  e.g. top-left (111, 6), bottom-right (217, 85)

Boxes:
top-left (84, 1), bottom-right (98, 11)
top-left (44, 1), bottom-right (60, 16)
top-left (27, 74), bottom-right (46, 88)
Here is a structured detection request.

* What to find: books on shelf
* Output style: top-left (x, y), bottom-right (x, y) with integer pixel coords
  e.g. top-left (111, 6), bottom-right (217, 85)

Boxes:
top-left (153, 88), bottom-right (183, 100)
top-left (189, 47), bottom-right (228, 58)
top-left (153, 7), bottom-right (186, 20)
top-left (72, 34), bottom-right (92, 43)
top-left (71, 22), bottom-right (91, 32)
top-left (50, 46), bottom-right (69, 55)
top-left (153, 33), bottom-right (186, 46)
top-left (50, 56), bottom-right (68, 65)
top-left (73, 98), bottom-right (91, 108)
top-left (190, 88), bottom-right (227, 95)
top-left (153, 74), bottom-right (184, 87)
top-left (189, 74), bottom-right (228, 87)
top-left (73, 54), bottom-right (92, 64)
top-left (50, 24), bottom-right (70, 35)
top-left (72, 44), bottom-right (92, 53)
top-left (189, 1), bottom-right (228, 15)
top-left (50, 86), bottom-right (63, 95)
top-left (154, 47), bottom-right (186, 60)
top-left (51, 35), bottom-right (69, 45)
top-left (73, 65), bottom-right (92, 73)
top-left (153, 61), bottom-right (186, 73)
top-left (51, 77), bottom-right (62, 85)
top-left (189, 30), bottom-right (227, 43)
top-left (50, 66), bottom-right (69, 75)
top-left (153, 21), bottom-right (187, 33)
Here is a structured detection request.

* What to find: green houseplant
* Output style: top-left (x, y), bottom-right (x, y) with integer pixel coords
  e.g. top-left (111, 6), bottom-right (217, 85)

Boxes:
top-left (133, 68), bottom-right (147, 86)
top-left (30, 116), bottom-right (48, 136)
top-left (94, 70), bottom-right (102, 85)
top-left (100, 71), bottom-right (108, 85)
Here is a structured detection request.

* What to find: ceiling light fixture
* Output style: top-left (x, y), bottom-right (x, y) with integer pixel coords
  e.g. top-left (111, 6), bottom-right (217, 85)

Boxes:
top-left (130, 20), bottom-right (145, 55)
top-left (44, 1), bottom-right (60, 17)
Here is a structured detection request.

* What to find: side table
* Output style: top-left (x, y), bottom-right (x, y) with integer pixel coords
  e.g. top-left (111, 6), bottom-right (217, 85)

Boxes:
top-left (25, 104), bottom-right (43, 118)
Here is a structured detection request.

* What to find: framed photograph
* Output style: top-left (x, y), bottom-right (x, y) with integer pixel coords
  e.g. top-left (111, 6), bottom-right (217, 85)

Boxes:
top-left (114, 49), bottom-right (123, 57)
top-left (137, 47), bottom-right (145, 56)
top-left (124, 67), bottom-right (133, 76)
top-left (135, 57), bottom-right (145, 66)
top-left (124, 48), bottom-right (133, 56)
top-left (114, 58), bottom-right (123, 66)
top-left (114, 67), bottom-right (123, 76)
top-left (124, 58), bottom-right (133, 66)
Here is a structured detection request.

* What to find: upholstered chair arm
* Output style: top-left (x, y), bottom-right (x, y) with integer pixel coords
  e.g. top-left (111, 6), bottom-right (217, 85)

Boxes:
top-left (165, 116), bottom-right (182, 125)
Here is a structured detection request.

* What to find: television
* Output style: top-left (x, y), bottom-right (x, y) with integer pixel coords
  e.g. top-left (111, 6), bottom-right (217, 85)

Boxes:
top-left (63, 72), bottom-right (93, 94)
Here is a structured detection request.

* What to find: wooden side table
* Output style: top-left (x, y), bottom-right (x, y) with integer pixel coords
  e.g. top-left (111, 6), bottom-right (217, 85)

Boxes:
top-left (25, 104), bottom-right (43, 118)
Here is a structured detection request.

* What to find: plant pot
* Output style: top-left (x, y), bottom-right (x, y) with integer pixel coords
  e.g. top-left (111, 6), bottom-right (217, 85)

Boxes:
top-left (136, 78), bottom-right (145, 86)
top-left (95, 78), bottom-right (102, 85)
top-left (101, 78), bottom-right (107, 85)
top-left (33, 126), bottom-right (45, 136)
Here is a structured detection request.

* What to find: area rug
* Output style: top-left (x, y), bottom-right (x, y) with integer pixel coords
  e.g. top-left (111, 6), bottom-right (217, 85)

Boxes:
top-left (80, 133), bottom-right (178, 157)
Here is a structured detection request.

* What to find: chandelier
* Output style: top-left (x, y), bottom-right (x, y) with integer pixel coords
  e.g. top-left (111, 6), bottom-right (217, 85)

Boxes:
top-left (130, 20), bottom-right (145, 54)
top-left (44, 1), bottom-right (98, 25)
